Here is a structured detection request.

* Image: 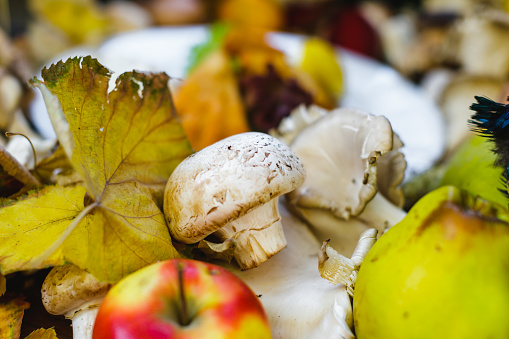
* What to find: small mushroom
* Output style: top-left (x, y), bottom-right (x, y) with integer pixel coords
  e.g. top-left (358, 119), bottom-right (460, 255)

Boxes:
top-left (41, 264), bottom-right (110, 339)
top-left (438, 73), bottom-right (505, 157)
top-left (285, 107), bottom-right (407, 256)
top-left (455, 10), bottom-right (509, 79)
top-left (164, 132), bottom-right (305, 270)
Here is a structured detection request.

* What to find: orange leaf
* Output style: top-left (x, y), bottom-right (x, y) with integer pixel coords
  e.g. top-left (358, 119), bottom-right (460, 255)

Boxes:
top-left (175, 50), bottom-right (250, 151)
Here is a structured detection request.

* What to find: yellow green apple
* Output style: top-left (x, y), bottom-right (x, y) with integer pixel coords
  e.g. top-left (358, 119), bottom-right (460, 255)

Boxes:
top-left (440, 135), bottom-right (507, 206)
top-left (353, 186), bottom-right (509, 339)
top-left (92, 259), bottom-right (271, 339)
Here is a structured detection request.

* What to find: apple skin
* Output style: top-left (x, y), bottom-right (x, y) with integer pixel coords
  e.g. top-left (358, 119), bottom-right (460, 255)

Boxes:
top-left (440, 135), bottom-right (507, 206)
top-left (353, 186), bottom-right (509, 339)
top-left (92, 259), bottom-right (271, 339)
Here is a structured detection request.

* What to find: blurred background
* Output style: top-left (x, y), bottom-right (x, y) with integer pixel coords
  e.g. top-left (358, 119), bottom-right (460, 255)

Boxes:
top-left (3, 0), bottom-right (509, 185)
top-left (2, 0), bottom-right (509, 83)
top-left (1, 0), bottom-right (449, 73)
top-left (3, 0), bottom-right (509, 167)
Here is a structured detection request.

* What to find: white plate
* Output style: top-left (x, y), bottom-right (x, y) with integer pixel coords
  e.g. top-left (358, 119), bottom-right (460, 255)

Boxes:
top-left (30, 25), bottom-right (445, 180)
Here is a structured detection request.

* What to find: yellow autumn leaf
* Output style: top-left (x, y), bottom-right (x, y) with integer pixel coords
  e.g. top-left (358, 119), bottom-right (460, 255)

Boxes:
top-left (0, 295), bottom-right (30, 339)
top-left (34, 145), bottom-right (78, 186)
top-left (0, 185), bottom-right (87, 273)
top-left (218, 0), bottom-right (284, 31)
top-left (300, 38), bottom-right (344, 103)
top-left (24, 328), bottom-right (59, 339)
top-left (175, 50), bottom-right (250, 151)
top-left (28, 0), bottom-right (108, 45)
top-left (25, 56), bottom-right (193, 282)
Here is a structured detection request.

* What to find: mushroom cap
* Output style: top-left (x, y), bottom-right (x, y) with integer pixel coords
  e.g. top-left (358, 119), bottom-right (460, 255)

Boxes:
top-left (164, 132), bottom-right (305, 244)
top-left (41, 264), bottom-right (110, 316)
top-left (286, 107), bottom-right (394, 219)
top-left (269, 104), bottom-right (328, 144)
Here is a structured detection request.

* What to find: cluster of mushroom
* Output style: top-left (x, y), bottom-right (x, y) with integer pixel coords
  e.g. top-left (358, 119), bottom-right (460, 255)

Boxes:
top-left (378, 7), bottom-right (509, 204)
top-left (161, 107), bottom-right (406, 337)
top-left (370, 2), bottom-right (509, 159)
top-left (272, 105), bottom-right (407, 256)
top-left (40, 106), bottom-right (406, 338)
top-left (162, 129), bottom-right (387, 338)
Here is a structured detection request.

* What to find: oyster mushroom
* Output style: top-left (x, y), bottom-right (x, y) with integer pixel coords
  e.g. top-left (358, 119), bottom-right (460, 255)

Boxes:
top-left (41, 264), bottom-right (110, 339)
top-left (164, 132), bottom-right (305, 270)
top-left (217, 203), bottom-right (377, 339)
top-left (269, 104), bottom-right (328, 144)
top-left (285, 107), bottom-right (407, 256)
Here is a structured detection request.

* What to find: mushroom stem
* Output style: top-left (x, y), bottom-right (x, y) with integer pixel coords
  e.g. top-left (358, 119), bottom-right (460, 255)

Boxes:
top-left (318, 229), bottom-right (378, 297)
top-left (69, 306), bottom-right (101, 339)
top-left (288, 206), bottom-right (373, 257)
top-left (214, 198), bottom-right (287, 270)
top-left (358, 192), bottom-right (407, 232)
top-left (351, 228), bottom-right (378, 268)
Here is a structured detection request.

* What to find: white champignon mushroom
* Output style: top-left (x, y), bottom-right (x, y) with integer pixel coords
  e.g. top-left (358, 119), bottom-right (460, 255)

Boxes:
top-left (164, 132), bottom-right (305, 270)
top-left (285, 107), bottom-right (407, 256)
top-left (41, 264), bottom-right (110, 339)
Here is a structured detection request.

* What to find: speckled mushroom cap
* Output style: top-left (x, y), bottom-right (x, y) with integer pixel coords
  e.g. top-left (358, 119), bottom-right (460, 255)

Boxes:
top-left (164, 132), bottom-right (305, 244)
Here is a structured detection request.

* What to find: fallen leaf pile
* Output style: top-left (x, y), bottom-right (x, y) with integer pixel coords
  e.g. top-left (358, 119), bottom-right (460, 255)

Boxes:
top-left (0, 56), bottom-right (193, 285)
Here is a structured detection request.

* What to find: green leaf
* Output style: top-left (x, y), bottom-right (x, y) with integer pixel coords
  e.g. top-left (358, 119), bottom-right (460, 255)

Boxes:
top-left (187, 22), bottom-right (231, 74)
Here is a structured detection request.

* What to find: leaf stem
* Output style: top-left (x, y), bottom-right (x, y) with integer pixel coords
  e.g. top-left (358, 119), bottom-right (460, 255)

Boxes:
top-left (6, 132), bottom-right (38, 168)
top-left (0, 141), bottom-right (41, 188)
top-left (31, 202), bottom-right (99, 268)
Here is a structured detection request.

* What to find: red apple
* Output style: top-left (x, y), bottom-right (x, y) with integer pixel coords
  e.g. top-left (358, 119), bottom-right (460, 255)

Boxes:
top-left (92, 259), bottom-right (271, 339)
